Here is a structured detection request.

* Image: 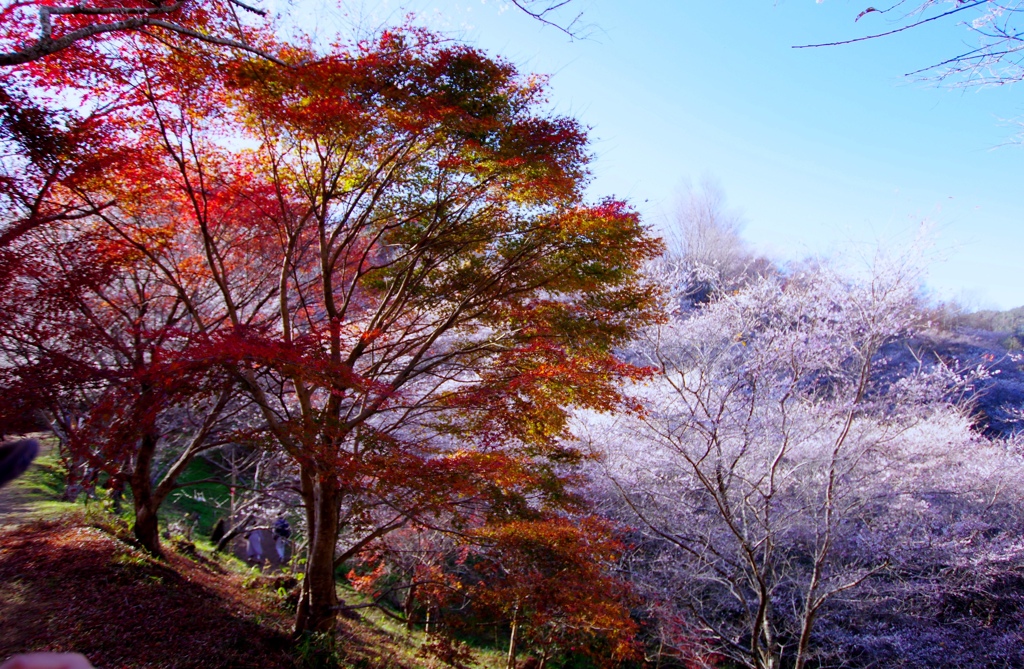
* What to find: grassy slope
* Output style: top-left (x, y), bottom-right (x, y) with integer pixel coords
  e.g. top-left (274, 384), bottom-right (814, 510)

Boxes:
top-left (0, 441), bottom-right (507, 669)
top-left (0, 514), bottom-right (296, 669)
top-left (163, 455), bottom-right (232, 539)
top-left (0, 516), bottom-right (505, 669)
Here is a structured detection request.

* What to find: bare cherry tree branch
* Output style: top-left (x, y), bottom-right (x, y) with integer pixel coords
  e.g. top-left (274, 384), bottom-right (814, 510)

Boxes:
top-left (509, 0), bottom-right (586, 39)
top-left (0, 1), bottom-right (286, 67)
top-left (796, 1), bottom-right (1024, 86)
top-left (793, 0), bottom-right (987, 49)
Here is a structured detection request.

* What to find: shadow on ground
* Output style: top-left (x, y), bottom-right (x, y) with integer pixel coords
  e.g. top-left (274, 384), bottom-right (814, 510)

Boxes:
top-left (0, 516), bottom-right (294, 669)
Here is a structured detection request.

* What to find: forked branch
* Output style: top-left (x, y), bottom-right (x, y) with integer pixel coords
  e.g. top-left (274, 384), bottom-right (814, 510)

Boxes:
top-left (509, 0), bottom-right (586, 38)
top-left (0, 1), bottom-right (286, 67)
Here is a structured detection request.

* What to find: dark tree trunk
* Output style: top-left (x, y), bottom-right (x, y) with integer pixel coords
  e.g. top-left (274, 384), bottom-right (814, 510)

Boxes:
top-left (294, 468), bottom-right (341, 635)
top-left (126, 387), bottom-right (227, 558)
top-left (133, 499), bottom-right (162, 555)
top-left (213, 512), bottom-right (254, 553)
top-left (130, 432), bottom-right (163, 557)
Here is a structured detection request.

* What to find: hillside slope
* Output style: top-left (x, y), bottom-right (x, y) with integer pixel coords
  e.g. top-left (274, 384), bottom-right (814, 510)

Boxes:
top-left (0, 516), bottom-right (296, 669)
top-left (877, 327), bottom-right (1024, 437)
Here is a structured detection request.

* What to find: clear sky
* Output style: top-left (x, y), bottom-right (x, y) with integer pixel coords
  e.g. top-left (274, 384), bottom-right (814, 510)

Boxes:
top-left (296, 1), bottom-right (1024, 309)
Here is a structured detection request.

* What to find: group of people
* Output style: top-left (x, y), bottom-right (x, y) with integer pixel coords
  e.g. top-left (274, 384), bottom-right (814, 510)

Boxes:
top-left (244, 516), bottom-right (292, 566)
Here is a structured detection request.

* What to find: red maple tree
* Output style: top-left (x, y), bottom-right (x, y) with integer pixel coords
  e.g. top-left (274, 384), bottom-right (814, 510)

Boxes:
top-left (1, 20), bottom-right (661, 643)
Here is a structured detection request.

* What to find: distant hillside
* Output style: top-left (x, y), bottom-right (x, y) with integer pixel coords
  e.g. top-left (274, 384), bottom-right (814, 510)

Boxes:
top-left (876, 324), bottom-right (1024, 438)
top-left (958, 305), bottom-right (1024, 338)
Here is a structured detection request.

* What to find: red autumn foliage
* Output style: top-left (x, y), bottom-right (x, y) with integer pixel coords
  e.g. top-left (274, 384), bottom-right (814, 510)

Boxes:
top-left (467, 516), bottom-right (641, 668)
top-left (1, 16), bottom-right (662, 649)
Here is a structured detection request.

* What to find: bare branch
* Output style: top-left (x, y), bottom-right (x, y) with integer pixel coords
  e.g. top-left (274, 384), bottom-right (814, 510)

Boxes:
top-left (0, 3), bottom-right (286, 67)
top-left (509, 0), bottom-right (586, 39)
top-left (793, 0), bottom-right (987, 49)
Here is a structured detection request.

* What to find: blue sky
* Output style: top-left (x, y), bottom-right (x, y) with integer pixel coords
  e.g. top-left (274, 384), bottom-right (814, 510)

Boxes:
top-left (299, 1), bottom-right (1023, 309)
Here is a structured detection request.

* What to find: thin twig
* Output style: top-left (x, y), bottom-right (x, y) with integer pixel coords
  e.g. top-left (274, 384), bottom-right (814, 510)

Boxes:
top-left (792, 1), bottom-right (987, 49)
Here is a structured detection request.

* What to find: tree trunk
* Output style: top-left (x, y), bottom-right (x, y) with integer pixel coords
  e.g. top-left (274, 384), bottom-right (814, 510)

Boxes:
top-left (130, 432), bottom-right (162, 556)
top-left (133, 498), bottom-right (161, 555)
top-left (794, 607), bottom-right (818, 669)
top-left (127, 387), bottom-right (226, 558)
top-left (214, 512), bottom-right (254, 552)
top-left (404, 582), bottom-right (417, 631)
top-left (294, 465), bottom-right (316, 632)
top-left (294, 469), bottom-right (341, 635)
top-left (505, 604), bottom-right (520, 669)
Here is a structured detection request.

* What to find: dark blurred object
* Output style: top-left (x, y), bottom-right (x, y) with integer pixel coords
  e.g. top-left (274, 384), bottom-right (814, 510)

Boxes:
top-left (273, 516), bottom-right (291, 539)
top-left (0, 438), bottom-right (39, 489)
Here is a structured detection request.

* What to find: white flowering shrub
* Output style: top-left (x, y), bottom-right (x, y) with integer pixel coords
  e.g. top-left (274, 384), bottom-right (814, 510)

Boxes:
top-left (591, 260), bottom-right (1024, 668)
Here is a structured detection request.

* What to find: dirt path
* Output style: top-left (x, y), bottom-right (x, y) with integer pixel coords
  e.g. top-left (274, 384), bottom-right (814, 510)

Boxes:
top-left (0, 436), bottom-right (65, 528)
top-left (0, 482), bottom-right (33, 527)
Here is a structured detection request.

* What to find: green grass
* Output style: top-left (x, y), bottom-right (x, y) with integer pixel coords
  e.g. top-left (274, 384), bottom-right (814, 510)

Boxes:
top-left (0, 437), bottom-right (79, 523)
top-left (165, 455), bottom-right (232, 538)
top-left (333, 582), bottom-right (507, 669)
